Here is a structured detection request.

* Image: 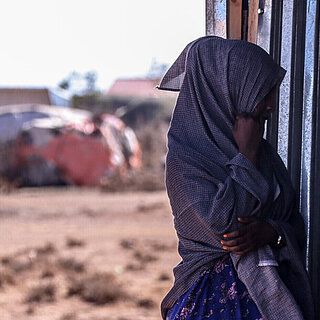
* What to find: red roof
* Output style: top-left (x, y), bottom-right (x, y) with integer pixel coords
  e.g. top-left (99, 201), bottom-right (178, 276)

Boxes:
top-left (107, 78), bottom-right (174, 97)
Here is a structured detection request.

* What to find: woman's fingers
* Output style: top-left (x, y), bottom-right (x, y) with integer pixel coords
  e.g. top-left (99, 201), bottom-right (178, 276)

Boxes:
top-left (221, 218), bottom-right (279, 255)
top-left (237, 216), bottom-right (257, 224)
top-left (223, 227), bottom-right (247, 239)
top-left (221, 236), bottom-right (246, 247)
top-left (222, 218), bottom-right (259, 253)
top-left (221, 233), bottom-right (254, 254)
top-left (223, 219), bottom-right (256, 238)
top-left (222, 242), bottom-right (254, 255)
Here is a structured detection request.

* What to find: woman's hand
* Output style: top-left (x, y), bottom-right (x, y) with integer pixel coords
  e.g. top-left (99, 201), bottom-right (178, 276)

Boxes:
top-left (232, 113), bottom-right (265, 166)
top-left (221, 217), bottom-right (278, 255)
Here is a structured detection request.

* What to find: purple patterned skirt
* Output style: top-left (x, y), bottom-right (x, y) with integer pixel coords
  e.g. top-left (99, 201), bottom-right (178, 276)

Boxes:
top-left (166, 256), bottom-right (264, 320)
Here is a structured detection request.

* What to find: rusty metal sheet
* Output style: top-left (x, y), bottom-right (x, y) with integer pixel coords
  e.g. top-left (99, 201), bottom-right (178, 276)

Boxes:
top-left (228, 0), bottom-right (242, 39)
top-left (248, 0), bottom-right (260, 43)
top-left (206, 0), bottom-right (227, 37)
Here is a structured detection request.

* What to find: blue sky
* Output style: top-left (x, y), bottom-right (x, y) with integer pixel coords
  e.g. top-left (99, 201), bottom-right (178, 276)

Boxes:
top-left (0, 0), bottom-right (205, 91)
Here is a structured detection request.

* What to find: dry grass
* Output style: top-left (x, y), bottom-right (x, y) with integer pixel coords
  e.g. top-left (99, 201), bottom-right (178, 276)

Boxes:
top-left (81, 273), bottom-right (126, 305)
top-left (119, 238), bottom-right (137, 250)
top-left (25, 306), bottom-right (35, 315)
top-left (36, 242), bottom-right (56, 255)
top-left (0, 256), bottom-right (11, 265)
top-left (57, 257), bottom-right (86, 273)
top-left (137, 202), bottom-right (165, 212)
top-left (149, 240), bottom-right (173, 252)
top-left (0, 189), bottom-right (176, 319)
top-left (101, 119), bottom-right (169, 192)
top-left (136, 298), bottom-right (155, 309)
top-left (66, 276), bottom-right (84, 297)
top-left (133, 250), bottom-right (158, 264)
top-left (0, 243), bottom-right (56, 275)
top-left (25, 283), bottom-right (56, 303)
top-left (66, 237), bottom-right (86, 248)
top-left (158, 272), bottom-right (170, 282)
top-left (67, 272), bottom-right (127, 305)
top-left (125, 263), bottom-right (145, 272)
top-left (121, 238), bottom-right (169, 273)
top-left (0, 269), bottom-right (16, 286)
top-left (60, 313), bottom-right (78, 320)
top-left (41, 268), bottom-right (56, 279)
top-left (7, 258), bottom-right (34, 273)
top-left (101, 170), bottom-right (165, 192)
top-left (0, 177), bottom-right (18, 194)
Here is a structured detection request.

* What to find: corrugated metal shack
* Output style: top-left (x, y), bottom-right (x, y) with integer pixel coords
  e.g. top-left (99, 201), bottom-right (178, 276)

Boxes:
top-left (0, 87), bottom-right (69, 107)
top-left (206, 0), bottom-right (319, 315)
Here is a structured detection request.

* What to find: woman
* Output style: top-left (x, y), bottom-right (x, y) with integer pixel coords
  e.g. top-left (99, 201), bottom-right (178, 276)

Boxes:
top-left (157, 37), bottom-right (314, 320)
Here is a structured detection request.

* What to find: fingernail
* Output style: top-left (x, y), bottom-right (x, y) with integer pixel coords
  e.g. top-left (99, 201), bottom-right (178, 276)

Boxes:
top-left (221, 241), bottom-right (224, 245)
top-left (223, 246), bottom-right (227, 250)
top-left (223, 234), bottom-right (227, 238)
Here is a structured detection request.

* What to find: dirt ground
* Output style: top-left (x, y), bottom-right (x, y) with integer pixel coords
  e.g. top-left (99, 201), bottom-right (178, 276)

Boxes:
top-left (0, 187), bottom-right (179, 320)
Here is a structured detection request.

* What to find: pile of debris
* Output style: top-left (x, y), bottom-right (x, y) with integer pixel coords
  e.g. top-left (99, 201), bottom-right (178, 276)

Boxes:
top-left (0, 104), bottom-right (141, 187)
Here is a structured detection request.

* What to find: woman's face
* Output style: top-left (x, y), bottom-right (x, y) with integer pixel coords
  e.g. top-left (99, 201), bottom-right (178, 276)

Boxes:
top-left (252, 86), bottom-right (277, 120)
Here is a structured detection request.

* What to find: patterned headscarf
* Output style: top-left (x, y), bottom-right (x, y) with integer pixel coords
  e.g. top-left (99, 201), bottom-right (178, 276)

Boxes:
top-left (160, 36), bottom-right (314, 320)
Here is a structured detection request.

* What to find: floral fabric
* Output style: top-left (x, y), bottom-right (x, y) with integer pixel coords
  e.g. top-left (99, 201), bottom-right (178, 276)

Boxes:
top-left (166, 256), bottom-right (263, 320)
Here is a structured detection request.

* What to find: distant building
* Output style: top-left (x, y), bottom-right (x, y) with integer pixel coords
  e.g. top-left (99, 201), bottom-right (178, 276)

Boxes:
top-left (0, 87), bottom-right (70, 107)
top-left (106, 78), bottom-right (175, 98)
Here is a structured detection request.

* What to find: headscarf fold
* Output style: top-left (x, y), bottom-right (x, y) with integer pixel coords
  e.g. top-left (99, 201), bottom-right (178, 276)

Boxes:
top-left (160, 36), bottom-right (314, 320)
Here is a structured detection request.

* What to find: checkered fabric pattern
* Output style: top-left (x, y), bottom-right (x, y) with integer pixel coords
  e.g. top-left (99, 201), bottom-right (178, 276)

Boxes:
top-left (159, 37), bottom-right (314, 320)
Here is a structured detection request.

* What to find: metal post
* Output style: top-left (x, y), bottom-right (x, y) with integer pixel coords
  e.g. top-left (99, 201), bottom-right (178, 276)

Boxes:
top-left (205, 0), bottom-right (227, 38)
top-left (287, 0), bottom-right (307, 197)
top-left (309, 1), bottom-right (320, 316)
top-left (266, 0), bottom-right (283, 149)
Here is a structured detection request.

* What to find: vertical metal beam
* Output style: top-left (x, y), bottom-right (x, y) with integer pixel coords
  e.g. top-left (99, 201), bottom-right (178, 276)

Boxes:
top-left (206, 0), bottom-right (215, 35)
top-left (241, 0), bottom-right (249, 40)
top-left (287, 0), bottom-right (307, 197)
top-left (266, 0), bottom-right (283, 149)
top-left (301, 0), bottom-right (318, 269)
top-left (269, 0), bottom-right (283, 65)
top-left (206, 0), bottom-right (227, 37)
top-left (278, 0), bottom-right (294, 165)
top-left (309, 0), bottom-right (320, 316)
top-left (256, 0), bottom-right (273, 52)
top-left (301, 0), bottom-right (318, 243)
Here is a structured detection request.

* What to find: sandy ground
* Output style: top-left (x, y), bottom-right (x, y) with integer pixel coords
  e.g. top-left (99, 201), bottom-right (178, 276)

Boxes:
top-left (0, 188), bottom-right (179, 320)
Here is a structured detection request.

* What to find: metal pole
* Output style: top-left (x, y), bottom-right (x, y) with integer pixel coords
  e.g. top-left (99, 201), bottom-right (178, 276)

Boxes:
top-left (309, 1), bottom-right (320, 316)
top-left (287, 0), bottom-right (307, 197)
top-left (266, 0), bottom-right (283, 149)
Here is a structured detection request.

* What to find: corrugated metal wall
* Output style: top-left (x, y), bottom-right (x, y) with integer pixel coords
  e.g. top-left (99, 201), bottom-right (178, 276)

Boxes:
top-left (206, 0), bottom-right (320, 316)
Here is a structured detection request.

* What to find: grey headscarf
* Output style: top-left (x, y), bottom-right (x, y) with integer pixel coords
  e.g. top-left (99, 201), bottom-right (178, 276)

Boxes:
top-left (159, 36), bottom-right (314, 320)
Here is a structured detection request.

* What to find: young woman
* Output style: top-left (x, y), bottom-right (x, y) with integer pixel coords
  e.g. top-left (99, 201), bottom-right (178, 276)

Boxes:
top-left (158, 36), bottom-right (314, 320)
